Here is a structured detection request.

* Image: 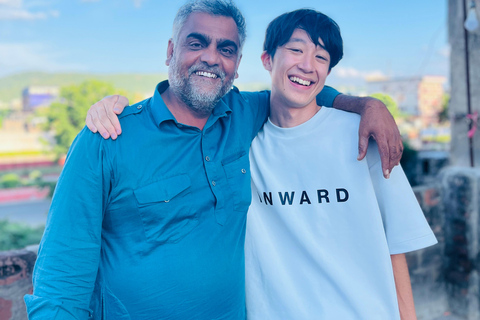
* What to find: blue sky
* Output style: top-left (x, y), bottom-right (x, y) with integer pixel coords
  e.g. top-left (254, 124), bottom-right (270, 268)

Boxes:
top-left (0, 0), bottom-right (449, 87)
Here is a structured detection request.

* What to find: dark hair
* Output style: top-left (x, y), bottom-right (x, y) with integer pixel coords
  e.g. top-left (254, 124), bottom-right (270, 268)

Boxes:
top-left (263, 9), bottom-right (343, 70)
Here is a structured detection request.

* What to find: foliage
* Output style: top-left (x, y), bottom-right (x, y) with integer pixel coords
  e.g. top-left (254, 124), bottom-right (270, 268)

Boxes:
top-left (0, 173), bottom-right (21, 188)
top-left (438, 93), bottom-right (450, 123)
top-left (40, 80), bottom-right (129, 157)
top-left (371, 93), bottom-right (405, 120)
top-left (0, 72), bottom-right (165, 104)
top-left (0, 220), bottom-right (44, 251)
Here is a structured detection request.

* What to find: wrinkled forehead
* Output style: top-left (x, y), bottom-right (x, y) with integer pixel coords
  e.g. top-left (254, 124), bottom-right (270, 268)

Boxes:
top-left (178, 12), bottom-right (241, 46)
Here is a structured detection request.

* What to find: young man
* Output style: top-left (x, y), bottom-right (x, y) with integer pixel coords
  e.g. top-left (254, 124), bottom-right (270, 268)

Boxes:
top-left (244, 9), bottom-right (437, 320)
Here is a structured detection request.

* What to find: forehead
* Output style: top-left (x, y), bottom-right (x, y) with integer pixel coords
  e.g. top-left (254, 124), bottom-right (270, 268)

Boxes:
top-left (287, 28), bottom-right (325, 47)
top-left (178, 12), bottom-right (240, 45)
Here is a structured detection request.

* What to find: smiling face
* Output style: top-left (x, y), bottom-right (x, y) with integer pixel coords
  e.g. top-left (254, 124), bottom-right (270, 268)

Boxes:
top-left (167, 12), bottom-right (242, 116)
top-left (263, 28), bottom-right (331, 112)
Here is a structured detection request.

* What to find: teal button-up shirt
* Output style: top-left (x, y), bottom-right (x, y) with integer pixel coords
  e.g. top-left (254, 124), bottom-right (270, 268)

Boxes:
top-left (25, 81), bottom-right (339, 319)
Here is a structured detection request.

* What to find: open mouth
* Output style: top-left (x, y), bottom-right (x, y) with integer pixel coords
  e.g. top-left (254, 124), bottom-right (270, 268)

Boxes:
top-left (289, 76), bottom-right (313, 87)
top-left (194, 71), bottom-right (218, 79)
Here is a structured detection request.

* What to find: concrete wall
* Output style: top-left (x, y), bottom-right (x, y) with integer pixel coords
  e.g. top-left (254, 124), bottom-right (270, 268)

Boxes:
top-left (0, 250), bottom-right (35, 320)
top-left (411, 167), bottom-right (480, 320)
top-left (449, 0), bottom-right (480, 167)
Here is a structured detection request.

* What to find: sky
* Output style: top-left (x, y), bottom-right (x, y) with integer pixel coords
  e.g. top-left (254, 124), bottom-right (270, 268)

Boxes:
top-left (0, 0), bottom-right (449, 88)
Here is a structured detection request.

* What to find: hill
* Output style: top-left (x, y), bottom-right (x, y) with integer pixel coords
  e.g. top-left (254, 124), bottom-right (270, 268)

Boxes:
top-left (0, 72), bottom-right (168, 103)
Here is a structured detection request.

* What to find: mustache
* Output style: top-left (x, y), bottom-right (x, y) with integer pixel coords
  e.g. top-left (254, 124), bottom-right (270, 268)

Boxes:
top-left (188, 63), bottom-right (226, 80)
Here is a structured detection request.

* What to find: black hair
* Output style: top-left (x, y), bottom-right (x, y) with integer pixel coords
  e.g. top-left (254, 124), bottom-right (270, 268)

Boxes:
top-left (263, 9), bottom-right (343, 70)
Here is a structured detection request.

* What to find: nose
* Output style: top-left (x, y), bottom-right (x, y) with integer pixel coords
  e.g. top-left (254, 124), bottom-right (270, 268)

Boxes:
top-left (298, 55), bottom-right (314, 73)
top-left (200, 45), bottom-right (220, 67)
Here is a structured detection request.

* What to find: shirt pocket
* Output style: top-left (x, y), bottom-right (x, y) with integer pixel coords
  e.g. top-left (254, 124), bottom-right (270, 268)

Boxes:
top-left (222, 153), bottom-right (252, 212)
top-left (133, 174), bottom-right (199, 244)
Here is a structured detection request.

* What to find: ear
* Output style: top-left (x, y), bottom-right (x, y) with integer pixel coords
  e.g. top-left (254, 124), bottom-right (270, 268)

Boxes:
top-left (166, 39), bottom-right (174, 66)
top-left (235, 54), bottom-right (243, 79)
top-left (261, 51), bottom-right (272, 72)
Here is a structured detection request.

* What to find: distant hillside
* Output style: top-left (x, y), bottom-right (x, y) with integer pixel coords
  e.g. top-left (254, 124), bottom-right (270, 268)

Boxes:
top-left (0, 72), bottom-right (168, 103)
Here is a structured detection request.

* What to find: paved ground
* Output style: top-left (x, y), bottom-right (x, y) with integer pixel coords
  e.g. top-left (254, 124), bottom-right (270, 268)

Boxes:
top-left (0, 199), bottom-right (50, 227)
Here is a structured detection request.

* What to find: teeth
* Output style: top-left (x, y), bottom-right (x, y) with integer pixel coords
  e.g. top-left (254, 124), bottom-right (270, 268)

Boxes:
top-left (289, 76), bottom-right (311, 86)
top-left (195, 71), bottom-right (217, 79)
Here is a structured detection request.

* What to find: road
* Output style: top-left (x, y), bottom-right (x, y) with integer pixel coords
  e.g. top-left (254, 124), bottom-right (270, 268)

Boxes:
top-left (0, 199), bottom-right (50, 227)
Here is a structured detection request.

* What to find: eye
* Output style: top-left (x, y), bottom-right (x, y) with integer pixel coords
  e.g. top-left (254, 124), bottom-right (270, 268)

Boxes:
top-left (188, 42), bottom-right (203, 50)
top-left (288, 48), bottom-right (302, 53)
top-left (220, 47), bottom-right (235, 57)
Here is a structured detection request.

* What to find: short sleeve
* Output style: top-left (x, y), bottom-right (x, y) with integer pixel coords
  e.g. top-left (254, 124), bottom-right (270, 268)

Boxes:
top-left (316, 85), bottom-right (341, 108)
top-left (366, 142), bottom-right (437, 254)
top-left (238, 90), bottom-right (270, 139)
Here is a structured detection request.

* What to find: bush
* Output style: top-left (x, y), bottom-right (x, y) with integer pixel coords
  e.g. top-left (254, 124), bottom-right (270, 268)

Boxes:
top-left (0, 173), bottom-right (21, 189)
top-left (0, 220), bottom-right (45, 251)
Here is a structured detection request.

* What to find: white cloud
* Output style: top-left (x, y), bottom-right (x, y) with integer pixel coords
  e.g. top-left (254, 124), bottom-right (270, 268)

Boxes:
top-left (332, 67), bottom-right (387, 80)
top-left (0, 0), bottom-right (59, 20)
top-left (0, 43), bottom-right (85, 77)
top-left (0, 0), bottom-right (22, 7)
top-left (81, 0), bottom-right (144, 7)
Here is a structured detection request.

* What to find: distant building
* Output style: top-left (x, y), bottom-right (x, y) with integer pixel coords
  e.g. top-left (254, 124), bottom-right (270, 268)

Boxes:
top-left (22, 86), bottom-right (59, 111)
top-left (367, 76), bottom-right (446, 126)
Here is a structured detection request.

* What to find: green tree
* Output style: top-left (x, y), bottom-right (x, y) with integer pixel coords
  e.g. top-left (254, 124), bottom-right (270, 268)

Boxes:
top-left (438, 93), bottom-right (450, 123)
top-left (41, 80), bottom-right (128, 157)
top-left (370, 93), bottom-right (404, 120)
top-left (0, 220), bottom-right (45, 251)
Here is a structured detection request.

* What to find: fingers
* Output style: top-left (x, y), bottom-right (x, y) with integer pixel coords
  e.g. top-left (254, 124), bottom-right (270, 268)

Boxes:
top-left (86, 113), bottom-right (97, 133)
top-left (357, 135), bottom-right (369, 161)
top-left (113, 95), bottom-right (129, 114)
top-left (90, 104), bottom-right (113, 139)
top-left (111, 95), bottom-right (128, 135)
top-left (97, 101), bottom-right (118, 140)
top-left (389, 143), bottom-right (403, 168)
top-left (86, 95), bottom-right (128, 140)
top-left (372, 132), bottom-right (392, 179)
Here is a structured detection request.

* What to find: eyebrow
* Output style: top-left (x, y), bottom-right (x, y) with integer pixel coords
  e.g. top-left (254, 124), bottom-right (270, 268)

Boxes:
top-left (217, 39), bottom-right (238, 52)
top-left (287, 38), bottom-right (307, 44)
top-left (186, 32), bottom-right (238, 53)
top-left (186, 32), bottom-right (211, 45)
top-left (287, 37), bottom-right (327, 51)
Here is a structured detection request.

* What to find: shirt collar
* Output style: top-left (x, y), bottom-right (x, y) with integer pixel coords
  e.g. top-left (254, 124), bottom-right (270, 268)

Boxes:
top-left (150, 80), bottom-right (232, 127)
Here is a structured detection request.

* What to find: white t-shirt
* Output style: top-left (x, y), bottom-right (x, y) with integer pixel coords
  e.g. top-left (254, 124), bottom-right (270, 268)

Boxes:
top-left (245, 107), bottom-right (437, 320)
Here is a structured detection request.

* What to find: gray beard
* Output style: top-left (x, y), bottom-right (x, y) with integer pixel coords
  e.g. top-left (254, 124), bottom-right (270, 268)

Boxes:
top-left (168, 55), bottom-right (234, 116)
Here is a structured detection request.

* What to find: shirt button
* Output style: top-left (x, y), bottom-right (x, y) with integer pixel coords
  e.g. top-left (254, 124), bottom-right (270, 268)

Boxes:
top-left (137, 105), bottom-right (142, 109)
top-left (205, 156), bottom-right (210, 162)
top-left (212, 181), bottom-right (216, 186)
top-left (241, 169), bottom-right (246, 174)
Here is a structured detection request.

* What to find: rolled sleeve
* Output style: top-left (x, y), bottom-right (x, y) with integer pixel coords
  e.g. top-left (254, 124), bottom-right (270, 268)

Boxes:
top-left (316, 85), bottom-right (340, 108)
top-left (25, 127), bottom-right (113, 319)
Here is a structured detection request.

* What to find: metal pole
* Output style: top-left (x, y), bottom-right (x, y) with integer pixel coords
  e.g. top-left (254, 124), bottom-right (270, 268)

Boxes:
top-left (463, 0), bottom-right (475, 167)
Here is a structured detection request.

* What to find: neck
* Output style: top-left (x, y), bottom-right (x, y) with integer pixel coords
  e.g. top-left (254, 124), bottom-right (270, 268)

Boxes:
top-left (269, 92), bottom-right (321, 128)
top-left (161, 87), bottom-right (210, 130)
